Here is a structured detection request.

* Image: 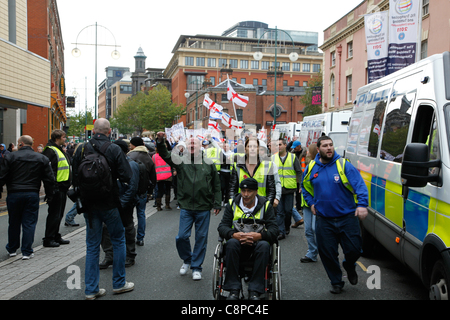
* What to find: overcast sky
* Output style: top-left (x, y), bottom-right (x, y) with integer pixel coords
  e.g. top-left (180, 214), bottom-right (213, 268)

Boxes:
top-left (57, 0), bottom-right (364, 115)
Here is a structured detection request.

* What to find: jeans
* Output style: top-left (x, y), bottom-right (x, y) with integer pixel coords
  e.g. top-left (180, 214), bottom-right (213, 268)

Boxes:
top-left (176, 209), bottom-right (211, 272)
top-left (315, 213), bottom-right (362, 287)
top-left (303, 206), bottom-right (318, 261)
top-left (84, 207), bottom-right (126, 295)
top-left (135, 195), bottom-right (147, 241)
top-left (6, 192), bottom-right (40, 256)
top-left (276, 193), bottom-right (294, 236)
top-left (292, 206), bottom-right (303, 222)
top-left (65, 202), bottom-right (78, 224)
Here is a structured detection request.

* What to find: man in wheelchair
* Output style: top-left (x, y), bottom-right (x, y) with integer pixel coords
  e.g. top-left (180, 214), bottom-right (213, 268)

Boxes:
top-left (217, 177), bottom-right (278, 300)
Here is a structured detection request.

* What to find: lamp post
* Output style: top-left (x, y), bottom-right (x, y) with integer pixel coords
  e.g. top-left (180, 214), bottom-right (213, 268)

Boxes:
top-left (71, 22), bottom-right (120, 120)
top-left (253, 26), bottom-right (299, 129)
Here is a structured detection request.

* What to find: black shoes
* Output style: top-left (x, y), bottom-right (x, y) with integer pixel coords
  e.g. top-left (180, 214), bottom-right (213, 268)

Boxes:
top-left (330, 285), bottom-right (343, 294)
top-left (99, 258), bottom-right (113, 269)
top-left (227, 290), bottom-right (260, 300)
top-left (43, 238), bottom-right (70, 247)
top-left (300, 256), bottom-right (316, 263)
top-left (227, 290), bottom-right (240, 300)
top-left (344, 262), bottom-right (358, 285)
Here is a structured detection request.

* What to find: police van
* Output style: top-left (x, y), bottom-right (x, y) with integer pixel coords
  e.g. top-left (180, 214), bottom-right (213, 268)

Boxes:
top-left (346, 52), bottom-right (450, 300)
top-left (299, 111), bottom-right (351, 156)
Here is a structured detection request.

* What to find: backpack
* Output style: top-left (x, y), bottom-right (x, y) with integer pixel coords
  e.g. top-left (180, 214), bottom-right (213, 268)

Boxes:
top-left (134, 159), bottom-right (150, 196)
top-left (78, 140), bottom-right (113, 202)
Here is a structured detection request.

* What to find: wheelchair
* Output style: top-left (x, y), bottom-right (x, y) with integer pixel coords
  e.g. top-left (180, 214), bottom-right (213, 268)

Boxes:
top-left (212, 237), bottom-right (281, 300)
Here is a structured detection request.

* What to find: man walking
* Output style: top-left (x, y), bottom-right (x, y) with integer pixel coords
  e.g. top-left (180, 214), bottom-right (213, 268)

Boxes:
top-left (302, 135), bottom-right (368, 294)
top-left (72, 118), bottom-right (134, 299)
top-left (156, 132), bottom-right (221, 281)
top-left (42, 129), bottom-right (71, 247)
top-left (0, 135), bottom-right (55, 260)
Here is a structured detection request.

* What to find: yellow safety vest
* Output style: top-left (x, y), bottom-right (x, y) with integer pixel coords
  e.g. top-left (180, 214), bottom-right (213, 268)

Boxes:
top-left (205, 147), bottom-right (222, 172)
top-left (230, 198), bottom-right (270, 222)
top-left (45, 146), bottom-right (70, 182)
top-left (272, 152), bottom-right (297, 189)
top-left (302, 158), bottom-right (357, 206)
top-left (233, 160), bottom-right (272, 197)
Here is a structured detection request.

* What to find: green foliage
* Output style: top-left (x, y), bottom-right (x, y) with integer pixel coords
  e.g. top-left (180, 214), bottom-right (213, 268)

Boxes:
top-left (300, 72), bottom-right (323, 117)
top-left (67, 110), bottom-right (94, 137)
top-left (110, 84), bottom-right (186, 135)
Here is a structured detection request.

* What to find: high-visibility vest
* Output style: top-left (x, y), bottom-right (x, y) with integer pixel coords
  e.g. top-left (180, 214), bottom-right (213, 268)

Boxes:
top-left (302, 158), bottom-right (357, 205)
top-left (272, 152), bottom-right (297, 189)
top-left (300, 156), bottom-right (306, 173)
top-left (152, 153), bottom-right (172, 181)
top-left (205, 147), bottom-right (222, 172)
top-left (230, 198), bottom-right (270, 222)
top-left (44, 146), bottom-right (70, 182)
top-left (233, 160), bottom-right (272, 197)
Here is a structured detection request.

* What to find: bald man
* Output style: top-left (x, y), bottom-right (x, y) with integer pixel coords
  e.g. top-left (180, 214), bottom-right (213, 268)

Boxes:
top-left (0, 135), bottom-right (55, 260)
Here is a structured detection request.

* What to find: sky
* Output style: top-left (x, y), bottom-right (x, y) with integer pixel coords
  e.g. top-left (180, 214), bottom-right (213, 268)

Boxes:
top-left (57, 0), bottom-right (364, 116)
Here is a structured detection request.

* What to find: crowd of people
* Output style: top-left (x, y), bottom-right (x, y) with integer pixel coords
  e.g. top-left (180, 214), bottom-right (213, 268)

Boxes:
top-left (0, 117), bottom-right (369, 300)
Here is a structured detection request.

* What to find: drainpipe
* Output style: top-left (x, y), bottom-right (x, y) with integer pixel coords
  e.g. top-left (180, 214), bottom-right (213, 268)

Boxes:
top-left (337, 44), bottom-right (342, 109)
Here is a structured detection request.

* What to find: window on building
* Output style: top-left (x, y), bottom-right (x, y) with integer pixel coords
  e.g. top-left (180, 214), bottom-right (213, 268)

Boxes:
top-left (221, 94), bottom-right (229, 102)
top-left (262, 79), bottom-right (267, 86)
top-left (261, 61), bottom-right (270, 70)
top-left (303, 81), bottom-right (308, 87)
top-left (219, 58), bottom-right (227, 68)
top-left (295, 81), bottom-right (299, 87)
top-left (240, 60), bottom-right (249, 69)
top-left (293, 63), bottom-right (300, 72)
top-left (330, 74), bottom-right (335, 107)
top-left (313, 64), bottom-right (321, 73)
top-left (347, 75), bottom-right (352, 102)
top-left (8, 0), bottom-right (16, 44)
top-left (251, 60), bottom-right (259, 70)
top-left (282, 62), bottom-right (290, 71)
top-left (208, 58), bottom-right (216, 67)
top-left (422, 0), bottom-right (429, 15)
top-left (253, 79), bottom-right (258, 86)
top-left (331, 51), bottom-right (336, 67)
top-left (196, 57), bottom-right (205, 66)
top-left (229, 59), bottom-right (238, 68)
top-left (347, 41), bottom-right (353, 59)
top-left (303, 64), bottom-right (311, 72)
top-left (421, 40), bottom-right (428, 60)
top-left (283, 80), bottom-right (288, 86)
top-left (210, 76), bottom-right (215, 86)
top-left (241, 78), bottom-right (246, 84)
top-left (185, 57), bottom-right (194, 66)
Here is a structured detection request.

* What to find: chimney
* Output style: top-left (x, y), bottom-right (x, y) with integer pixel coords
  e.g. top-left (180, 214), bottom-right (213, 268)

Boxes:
top-left (266, 66), bottom-right (284, 92)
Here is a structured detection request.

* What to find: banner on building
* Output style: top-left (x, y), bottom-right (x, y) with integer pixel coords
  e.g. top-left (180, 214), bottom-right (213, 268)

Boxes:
top-left (387, 0), bottom-right (420, 75)
top-left (311, 87), bottom-right (323, 105)
top-left (365, 11), bottom-right (389, 83)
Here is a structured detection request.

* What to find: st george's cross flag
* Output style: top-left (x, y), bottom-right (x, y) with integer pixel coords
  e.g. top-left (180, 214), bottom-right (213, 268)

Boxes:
top-left (227, 79), bottom-right (249, 108)
top-left (208, 120), bottom-right (221, 133)
top-left (209, 110), bottom-right (223, 120)
top-left (203, 94), bottom-right (223, 113)
top-left (221, 112), bottom-right (243, 130)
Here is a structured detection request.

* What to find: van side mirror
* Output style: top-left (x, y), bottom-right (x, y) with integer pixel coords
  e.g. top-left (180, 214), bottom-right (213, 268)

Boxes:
top-left (401, 143), bottom-right (441, 188)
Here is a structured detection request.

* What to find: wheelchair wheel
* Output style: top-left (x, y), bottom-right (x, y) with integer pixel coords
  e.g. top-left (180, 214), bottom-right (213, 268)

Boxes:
top-left (271, 243), bottom-right (282, 300)
top-left (212, 242), bottom-right (224, 300)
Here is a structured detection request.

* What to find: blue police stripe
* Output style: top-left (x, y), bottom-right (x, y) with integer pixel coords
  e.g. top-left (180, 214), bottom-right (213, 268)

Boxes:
top-left (404, 190), bottom-right (430, 241)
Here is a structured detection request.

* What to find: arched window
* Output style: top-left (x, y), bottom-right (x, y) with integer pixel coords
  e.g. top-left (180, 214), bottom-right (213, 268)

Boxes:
top-left (330, 74), bottom-right (335, 108)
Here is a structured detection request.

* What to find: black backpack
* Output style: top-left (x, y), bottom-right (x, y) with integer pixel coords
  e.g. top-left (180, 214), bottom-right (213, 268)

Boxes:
top-left (78, 140), bottom-right (114, 202)
top-left (134, 159), bottom-right (150, 196)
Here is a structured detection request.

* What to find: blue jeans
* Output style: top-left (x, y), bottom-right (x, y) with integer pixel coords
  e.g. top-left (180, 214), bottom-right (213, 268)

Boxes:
top-left (136, 195), bottom-right (147, 241)
top-left (6, 192), bottom-right (39, 256)
top-left (276, 193), bottom-right (294, 236)
top-left (65, 202), bottom-right (78, 224)
top-left (176, 209), bottom-right (211, 272)
top-left (315, 213), bottom-right (362, 287)
top-left (303, 206), bottom-right (318, 261)
top-left (84, 207), bottom-right (126, 295)
top-left (292, 206), bottom-right (303, 222)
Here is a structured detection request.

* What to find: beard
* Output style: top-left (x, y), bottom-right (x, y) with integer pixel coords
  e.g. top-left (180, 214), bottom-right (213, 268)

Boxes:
top-left (319, 149), bottom-right (334, 162)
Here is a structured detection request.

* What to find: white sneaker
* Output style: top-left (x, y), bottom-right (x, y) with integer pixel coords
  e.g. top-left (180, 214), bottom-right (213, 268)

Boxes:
top-left (8, 251), bottom-right (17, 257)
top-left (85, 288), bottom-right (106, 300)
top-left (180, 263), bottom-right (190, 275)
top-left (22, 253), bottom-right (34, 260)
top-left (192, 270), bottom-right (202, 281)
top-left (113, 281), bottom-right (134, 294)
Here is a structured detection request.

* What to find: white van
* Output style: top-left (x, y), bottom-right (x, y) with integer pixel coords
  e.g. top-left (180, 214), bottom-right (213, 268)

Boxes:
top-left (299, 111), bottom-right (351, 156)
top-left (346, 52), bottom-right (450, 300)
top-left (274, 122), bottom-right (300, 140)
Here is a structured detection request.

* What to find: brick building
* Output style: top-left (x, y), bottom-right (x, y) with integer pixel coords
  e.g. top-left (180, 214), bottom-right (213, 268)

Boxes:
top-left (23, 0), bottom-right (66, 149)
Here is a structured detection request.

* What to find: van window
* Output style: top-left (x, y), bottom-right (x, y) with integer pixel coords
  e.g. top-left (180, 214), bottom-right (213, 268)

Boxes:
top-left (380, 90), bottom-right (415, 162)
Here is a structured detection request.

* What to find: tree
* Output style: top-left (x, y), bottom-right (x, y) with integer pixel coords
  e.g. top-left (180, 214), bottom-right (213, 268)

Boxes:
top-left (300, 72), bottom-right (323, 117)
top-left (67, 110), bottom-right (94, 138)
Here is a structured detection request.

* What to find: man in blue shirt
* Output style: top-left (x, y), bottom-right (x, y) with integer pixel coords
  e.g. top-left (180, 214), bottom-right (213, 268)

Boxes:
top-left (302, 135), bottom-right (368, 294)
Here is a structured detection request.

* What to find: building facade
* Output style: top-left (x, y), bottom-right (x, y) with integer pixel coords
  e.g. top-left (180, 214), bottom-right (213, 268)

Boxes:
top-left (164, 32), bottom-right (323, 132)
top-left (98, 66), bottom-right (130, 119)
top-left (320, 0), bottom-right (448, 112)
top-left (0, 0), bottom-right (52, 147)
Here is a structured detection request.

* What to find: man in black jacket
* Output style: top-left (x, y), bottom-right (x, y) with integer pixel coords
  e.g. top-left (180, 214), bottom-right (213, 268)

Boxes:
top-left (72, 118), bottom-right (134, 300)
top-left (0, 135), bottom-right (55, 260)
top-left (217, 177), bottom-right (278, 300)
top-left (42, 129), bottom-right (72, 247)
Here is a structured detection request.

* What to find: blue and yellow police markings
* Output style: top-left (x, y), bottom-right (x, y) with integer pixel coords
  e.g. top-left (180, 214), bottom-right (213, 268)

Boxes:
top-left (432, 200), bottom-right (450, 248)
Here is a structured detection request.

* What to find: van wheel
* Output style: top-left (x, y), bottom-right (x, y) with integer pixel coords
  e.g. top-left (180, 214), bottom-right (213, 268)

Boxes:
top-left (429, 259), bottom-right (449, 300)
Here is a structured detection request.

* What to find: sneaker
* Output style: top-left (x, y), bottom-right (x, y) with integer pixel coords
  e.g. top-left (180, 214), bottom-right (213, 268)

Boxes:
top-left (180, 263), bottom-right (190, 276)
top-left (192, 270), bottom-right (202, 281)
top-left (8, 251), bottom-right (17, 257)
top-left (113, 281), bottom-right (134, 294)
top-left (85, 288), bottom-right (106, 300)
top-left (22, 253), bottom-right (34, 260)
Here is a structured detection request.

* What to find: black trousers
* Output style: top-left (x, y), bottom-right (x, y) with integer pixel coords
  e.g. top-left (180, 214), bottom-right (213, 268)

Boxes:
top-left (223, 239), bottom-right (270, 294)
top-left (101, 205), bottom-right (136, 261)
top-left (44, 189), bottom-right (67, 242)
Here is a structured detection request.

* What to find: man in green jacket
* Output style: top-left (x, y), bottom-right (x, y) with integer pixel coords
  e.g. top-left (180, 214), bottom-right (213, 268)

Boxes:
top-left (156, 132), bottom-right (221, 281)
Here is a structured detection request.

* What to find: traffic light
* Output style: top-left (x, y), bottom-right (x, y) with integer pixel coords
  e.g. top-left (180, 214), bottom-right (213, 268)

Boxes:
top-left (86, 130), bottom-right (92, 140)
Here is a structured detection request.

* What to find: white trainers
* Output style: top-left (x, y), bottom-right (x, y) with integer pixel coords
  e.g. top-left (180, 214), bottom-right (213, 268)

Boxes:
top-left (192, 270), bottom-right (202, 281)
top-left (85, 288), bottom-right (106, 300)
top-left (22, 253), bottom-right (34, 260)
top-left (180, 263), bottom-right (190, 275)
top-left (113, 281), bottom-right (135, 294)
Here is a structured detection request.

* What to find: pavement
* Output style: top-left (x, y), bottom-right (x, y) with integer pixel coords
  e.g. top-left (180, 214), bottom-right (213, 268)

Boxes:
top-left (0, 192), bottom-right (158, 300)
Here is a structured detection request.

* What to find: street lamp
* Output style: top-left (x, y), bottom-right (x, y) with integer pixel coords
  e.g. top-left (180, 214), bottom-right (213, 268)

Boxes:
top-left (71, 22), bottom-right (120, 120)
top-left (253, 26), bottom-right (298, 129)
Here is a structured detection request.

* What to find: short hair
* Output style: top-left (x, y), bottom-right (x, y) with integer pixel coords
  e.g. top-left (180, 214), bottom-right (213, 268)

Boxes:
top-left (278, 138), bottom-right (287, 145)
top-left (317, 135), bottom-right (333, 147)
top-left (18, 135), bottom-right (33, 146)
top-left (93, 118), bottom-right (111, 135)
top-left (51, 129), bottom-right (66, 141)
